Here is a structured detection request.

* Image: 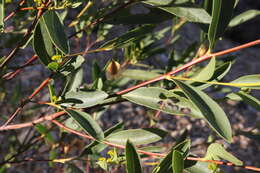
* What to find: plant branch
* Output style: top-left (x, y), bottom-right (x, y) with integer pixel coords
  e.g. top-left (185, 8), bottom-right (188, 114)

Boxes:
top-left (116, 39), bottom-right (260, 95)
top-left (52, 120), bottom-right (260, 172)
top-left (4, 0), bottom-right (26, 22)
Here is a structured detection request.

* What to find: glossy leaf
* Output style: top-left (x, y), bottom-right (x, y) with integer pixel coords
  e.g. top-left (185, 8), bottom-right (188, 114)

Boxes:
top-left (208, 0), bottom-right (236, 49)
top-left (173, 80), bottom-right (232, 142)
top-left (125, 140), bottom-right (143, 173)
top-left (121, 69), bottom-right (160, 80)
top-left (205, 143), bottom-right (243, 166)
top-left (65, 109), bottom-right (104, 141)
top-left (172, 150), bottom-right (184, 173)
top-left (231, 74), bottom-right (260, 89)
top-left (106, 128), bottom-right (167, 145)
top-left (144, 2), bottom-right (211, 24)
top-left (123, 87), bottom-right (203, 118)
top-left (61, 90), bottom-right (108, 108)
top-left (0, 0), bottom-right (4, 31)
top-left (33, 21), bottom-right (54, 66)
top-left (101, 25), bottom-right (154, 49)
top-left (42, 10), bottom-right (70, 54)
top-left (229, 10), bottom-right (260, 27)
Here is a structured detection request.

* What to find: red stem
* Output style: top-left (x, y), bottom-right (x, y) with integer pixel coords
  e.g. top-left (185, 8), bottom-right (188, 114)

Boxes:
top-left (116, 39), bottom-right (260, 95)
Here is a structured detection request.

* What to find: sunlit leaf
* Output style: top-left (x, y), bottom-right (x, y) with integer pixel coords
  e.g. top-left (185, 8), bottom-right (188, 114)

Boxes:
top-left (61, 90), bottom-right (108, 108)
top-left (173, 80), bottom-right (232, 142)
top-left (205, 143), bottom-right (243, 166)
top-left (123, 87), bottom-right (203, 118)
top-left (106, 128), bottom-right (167, 145)
top-left (231, 74), bottom-right (260, 89)
top-left (172, 150), bottom-right (184, 173)
top-left (229, 10), bottom-right (260, 27)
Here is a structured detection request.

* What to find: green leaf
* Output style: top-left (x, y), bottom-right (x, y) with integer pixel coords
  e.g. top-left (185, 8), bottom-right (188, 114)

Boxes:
top-left (231, 74), bottom-right (260, 89)
top-left (101, 25), bottom-right (154, 49)
top-left (192, 57), bottom-right (216, 81)
top-left (65, 109), bottom-right (104, 141)
top-left (125, 140), bottom-right (143, 173)
top-left (208, 0), bottom-right (236, 49)
top-left (106, 128), bottom-right (167, 145)
top-left (80, 122), bottom-right (124, 155)
top-left (121, 69), bottom-right (160, 80)
top-left (60, 55), bottom-right (85, 76)
top-left (172, 150), bottom-right (184, 173)
top-left (152, 139), bottom-right (190, 173)
top-left (143, 2), bottom-right (211, 24)
top-left (205, 143), bottom-right (243, 166)
top-left (229, 10), bottom-right (260, 27)
top-left (62, 68), bottom-right (83, 94)
top-left (61, 90), bottom-right (108, 108)
top-left (173, 80), bottom-right (232, 142)
top-left (0, 0), bottom-right (4, 32)
top-left (123, 87), bottom-right (203, 118)
top-left (42, 10), bottom-right (70, 54)
top-left (234, 91), bottom-right (260, 111)
top-left (33, 21), bottom-right (54, 66)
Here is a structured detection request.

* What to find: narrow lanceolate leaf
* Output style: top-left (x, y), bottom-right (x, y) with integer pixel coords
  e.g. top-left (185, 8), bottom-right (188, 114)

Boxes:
top-left (229, 10), bottom-right (260, 27)
top-left (172, 150), bottom-right (184, 173)
top-left (152, 139), bottom-right (190, 173)
top-left (173, 80), bottom-right (232, 142)
top-left (208, 0), bottom-right (236, 49)
top-left (42, 10), bottom-right (70, 54)
top-left (123, 87), bottom-right (203, 118)
top-left (231, 74), bottom-right (260, 89)
top-left (143, 2), bottom-right (211, 24)
top-left (125, 140), bottom-right (143, 173)
top-left (106, 128), bottom-right (167, 145)
top-left (0, 0), bottom-right (4, 31)
top-left (235, 91), bottom-right (260, 111)
top-left (205, 143), bottom-right (243, 166)
top-left (65, 109), bottom-right (104, 141)
top-left (61, 90), bottom-right (108, 108)
top-left (33, 21), bottom-right (54, 66)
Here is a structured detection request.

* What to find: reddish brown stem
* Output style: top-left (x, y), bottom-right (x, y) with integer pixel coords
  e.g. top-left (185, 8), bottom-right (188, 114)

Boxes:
top-left (2, 55), bottom-right (38, 80)
top-left (4, 0), bottom-right (26, 22)
top-left (52, 120), bottom-right (260, 172)
top-left (0, 111), bottom-right (65, 131)
top-left (116, 39), bottom-right (260, 95)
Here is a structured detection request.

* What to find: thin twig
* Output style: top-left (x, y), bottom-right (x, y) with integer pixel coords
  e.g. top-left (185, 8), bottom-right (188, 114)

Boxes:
top-left (4, 0), bottom-right (26, 22)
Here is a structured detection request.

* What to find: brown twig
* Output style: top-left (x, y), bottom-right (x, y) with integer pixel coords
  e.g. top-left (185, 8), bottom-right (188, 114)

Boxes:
top-left (52, 120), bottom-right (260, 172)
